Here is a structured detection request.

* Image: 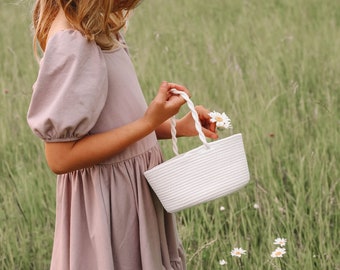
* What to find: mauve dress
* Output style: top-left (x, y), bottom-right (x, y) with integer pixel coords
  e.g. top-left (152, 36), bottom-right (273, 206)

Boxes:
top-left (27, 30), bottom-right (186, 270)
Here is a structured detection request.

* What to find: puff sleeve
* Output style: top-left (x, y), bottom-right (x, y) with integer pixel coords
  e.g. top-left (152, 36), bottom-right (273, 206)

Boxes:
top-left (27, 30), bottom-right (108, 142)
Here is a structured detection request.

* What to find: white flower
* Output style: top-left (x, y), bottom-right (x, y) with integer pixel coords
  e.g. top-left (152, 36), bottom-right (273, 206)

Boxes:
top-left (209, 111), bottom-right (232, 129)
top-left (273, 238), bottom-right (287, 247)
top-left (219, 259), bottom-right (227, 265)
top-left (231, 247), bottom-right (247, 257)
top-left (271, 247), bottom-right (286, 258)
top-left (253, 203), bottom-right (260, 209)
top-left (220, 206), bottom-right (225, 211)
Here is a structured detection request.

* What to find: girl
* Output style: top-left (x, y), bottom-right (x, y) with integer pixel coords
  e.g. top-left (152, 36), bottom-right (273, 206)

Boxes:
top-left (27, 0), bottom-right (217, 269)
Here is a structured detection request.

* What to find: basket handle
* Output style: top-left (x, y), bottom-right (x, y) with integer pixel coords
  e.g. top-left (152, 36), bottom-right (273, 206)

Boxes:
top-left (170, 89), bottom-right (210, 155)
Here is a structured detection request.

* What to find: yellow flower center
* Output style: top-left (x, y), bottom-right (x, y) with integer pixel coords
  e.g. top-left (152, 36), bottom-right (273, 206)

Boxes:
top-left (216, 116), bottom-right (223, 122)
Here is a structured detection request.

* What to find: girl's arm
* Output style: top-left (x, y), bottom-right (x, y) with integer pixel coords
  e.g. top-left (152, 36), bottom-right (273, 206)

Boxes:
top-left (46, 117), bottom-right (155, 174)
top-left (45, 82), bottom-right (188, 174)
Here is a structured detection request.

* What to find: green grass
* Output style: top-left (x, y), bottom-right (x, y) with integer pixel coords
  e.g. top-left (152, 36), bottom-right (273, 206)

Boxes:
top-left (1, 0), bottom-right (339, 269)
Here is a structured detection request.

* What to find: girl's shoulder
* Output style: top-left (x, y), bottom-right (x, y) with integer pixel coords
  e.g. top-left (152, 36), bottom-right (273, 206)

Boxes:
top-left (46, 29), bottom-right (88, 51)
top-left (45, 11), bottom-right (95, 53)
top-left (46, 9), bottom-right (74, 47)
top-left (42, 28), bottom-right (101, 66)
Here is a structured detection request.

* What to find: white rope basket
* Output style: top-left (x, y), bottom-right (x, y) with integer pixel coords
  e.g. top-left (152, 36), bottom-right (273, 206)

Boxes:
top-left (144, 89), bottom-right (250, 213)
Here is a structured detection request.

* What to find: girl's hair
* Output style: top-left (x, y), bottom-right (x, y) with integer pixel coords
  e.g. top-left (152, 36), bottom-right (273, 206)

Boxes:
top-left (33, 0), bottom-right (141, 54)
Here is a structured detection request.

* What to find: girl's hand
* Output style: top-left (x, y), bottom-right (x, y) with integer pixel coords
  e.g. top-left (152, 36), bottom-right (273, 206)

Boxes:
top-left (144, 81), bottom-right (190, 128)
top-left (177, 105), bottom-right (218, 139)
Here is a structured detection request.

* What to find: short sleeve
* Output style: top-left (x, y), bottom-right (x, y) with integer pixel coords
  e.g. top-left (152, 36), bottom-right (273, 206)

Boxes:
top-left (27, 30), bottom-right (108, 142)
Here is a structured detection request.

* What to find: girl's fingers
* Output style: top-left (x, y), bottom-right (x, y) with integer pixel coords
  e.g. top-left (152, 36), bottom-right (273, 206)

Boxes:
top-left (157, 81), bottom-right (187, 104)
top-left (154, 82), bottom-right (218, 139)
top-left (195, 105), bottom-right (217, 133)
top-left (202, 127), bottom-right (218, 139)
top-left (155, 81), bottom-right (171, 101)
top-left (167, 82), bottom-right (191, 98)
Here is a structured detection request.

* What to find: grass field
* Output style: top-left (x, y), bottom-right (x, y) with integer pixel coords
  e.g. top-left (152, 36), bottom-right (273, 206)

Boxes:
top-left (0, 0), bottom-right (339, 269)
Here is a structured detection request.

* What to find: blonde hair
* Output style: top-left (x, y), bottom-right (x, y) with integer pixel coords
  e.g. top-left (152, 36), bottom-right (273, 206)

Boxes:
top-left (33, 0), bottom-right (141, 53)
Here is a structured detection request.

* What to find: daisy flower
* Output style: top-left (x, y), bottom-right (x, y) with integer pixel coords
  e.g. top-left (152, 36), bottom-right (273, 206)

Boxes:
top-left (273, 238), bottom-right (287, 247)
top-left (271, 247), bottom-right (286, 258)
top-left (219, 259), bottom-right (227, 265)
top-left (209, 111), bottom-right (232, 129)
top-left (231, 247), bottom-right (247, 257)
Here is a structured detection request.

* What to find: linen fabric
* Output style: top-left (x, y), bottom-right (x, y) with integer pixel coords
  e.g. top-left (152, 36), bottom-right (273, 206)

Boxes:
top-left (27, 30), bottom-right (186, 270)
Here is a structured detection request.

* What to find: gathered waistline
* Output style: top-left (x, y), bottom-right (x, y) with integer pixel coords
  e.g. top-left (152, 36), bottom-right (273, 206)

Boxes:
top-left (97, 142), bottom-right (160, 165)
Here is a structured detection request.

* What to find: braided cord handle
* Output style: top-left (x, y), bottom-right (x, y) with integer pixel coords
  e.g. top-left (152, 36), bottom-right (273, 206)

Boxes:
top-left (170, 89), bottom-right (210, 156)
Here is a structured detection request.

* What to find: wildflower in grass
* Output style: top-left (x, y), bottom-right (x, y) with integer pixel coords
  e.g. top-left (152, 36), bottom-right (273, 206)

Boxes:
top-left (231, 247), bottom-right (247, 257)
top-left (220, 206), bottom-right (225, 211)
top-left (271, 247), bottom-right (286, 258)
top-left (273, 238), bottom-right (287, 247)
top-left (219, 259), bottom-right (227, 265)
top-left (253, 203), bottom-right (260, 209)
top-left (209, 111), bottom-right (232, 129)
